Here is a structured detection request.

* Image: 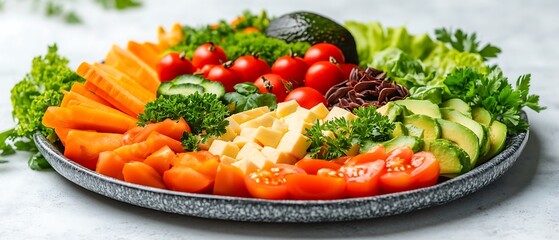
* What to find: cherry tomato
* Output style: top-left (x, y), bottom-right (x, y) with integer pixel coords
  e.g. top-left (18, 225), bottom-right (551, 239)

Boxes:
top-left (284, 87), bottom-right (327, 109)
top-left (271, 54), bottom-right (308, 88)
top-left (245, 164), bottom-right (306, 200)
top-left (339, 160), bottom-right (385, 198)
top-left (294, 159), bottom-right (342, 175)
top-left (192, 42), bottom-right (227, 69)
top-left (379, 147), bottom-right (440, 193)
top-left (230, 55), bottom-right (271, 83)
top-left (253, 74), bottom-right (292, 102)
top-left (157, 52), bottom-right (194, 82)
top-left (339, 63), bottom-right (360, 80)
top-left (344, 145), bottom-right (388, 166)
top-left (194, 64), bottom-right (217, 78)
top-left (303, 43), bottom-right (345, 66)
top-left (286, 174), bottom-right (346, 200)
top-left (206, 62), bottom-right (242, 92)
top-left (304, 60), bottom-right (344, 95)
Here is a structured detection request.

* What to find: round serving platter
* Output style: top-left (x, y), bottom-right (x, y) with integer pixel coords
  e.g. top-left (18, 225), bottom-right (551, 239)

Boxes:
top-left (34, 113), bottom-right (529, 223)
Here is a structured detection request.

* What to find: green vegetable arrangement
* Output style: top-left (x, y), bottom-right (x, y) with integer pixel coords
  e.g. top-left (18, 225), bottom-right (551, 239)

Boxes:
top-left (1, 45), bottom-right (84, 169)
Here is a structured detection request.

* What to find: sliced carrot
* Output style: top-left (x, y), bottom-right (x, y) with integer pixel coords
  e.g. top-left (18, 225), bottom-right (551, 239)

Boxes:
top-left (97, 151), bottom-right (126, 180)
top-left (77, 62), bottom-right (146, 117)
top-left (143, 146), bottom-right (176, 176)
top-left (84, 81), bottom-right (137, 117)
top-left (113, 132), bottom-right (184, 163)
top-left (70, 82), bottom-right (113, 107)
top-left (122, 118), bottom-right (190, 144)
top-left (42, 105), bottom-right (136, 133)
top-left (171, 151), bottom-right (218, 180)
top-left (105, 45), bottom-right (160, 93)
top-left (93, 62), bottom-right (155, 103)
top-left (122, 162), bottom-right (166, 189)
top-left (55, 127), bottom-right (73, 146)
top-left (145, 131), bottom-right (184, 153)
top-left (213, 163), bottom-right (250, 197)
top-left (127, 41), bottom-right (159, 69)
top-left (62, 90), bottom-right (135, 121)
top-left (64, 130), bottom-right (123, 170)
top-left (144, 42), bottom-right (163, 54)
top-left (163, 166), bottom-right (213, 193)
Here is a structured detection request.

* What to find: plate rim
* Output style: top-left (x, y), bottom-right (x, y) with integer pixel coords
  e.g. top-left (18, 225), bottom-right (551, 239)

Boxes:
top-left (34, 113), bottom-right (529, 222)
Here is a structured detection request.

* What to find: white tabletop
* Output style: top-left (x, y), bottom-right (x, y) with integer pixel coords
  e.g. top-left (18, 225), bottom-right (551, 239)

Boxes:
top-left (1, 0), bottom-right (557, 239)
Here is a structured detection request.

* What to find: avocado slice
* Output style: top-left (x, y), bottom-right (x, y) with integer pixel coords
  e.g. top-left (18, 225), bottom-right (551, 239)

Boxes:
top-left (377, 102), bottom-right (409, 122)
top-left (265, 11), bottom-right (359, 64)
top-left (479, 120), bottom-right (508, 163)
top-left (441, 108), bottom-right (489, 157)
top-left (402, 114), bottom-right (441, 140)
top-left (383, 135), bottom-right (424, 153)
top-left (390, 122), bottom-right (408, 138)
top-left (405, 124), bottom-right (424, 139)
top-left (472, 107), bottom-right (493, 126)
top-left (394, 99), bottom-right (441, 119)
top-left (440, 98), bottom-right (471, 117)
top-left (436, 118), bottom-right (480, 166)
top-left (429, 139), bottom-right (471, 175)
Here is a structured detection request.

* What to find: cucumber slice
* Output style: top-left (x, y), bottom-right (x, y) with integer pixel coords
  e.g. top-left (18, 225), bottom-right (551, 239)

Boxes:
top-left (172, 75), bottom-right (205, 85)
top-left (157, 82), bottom-right (174, 97)
top-left (160, 83), bottom-right (205, 97)
top-left (200, 80), bottom-right (226, 98)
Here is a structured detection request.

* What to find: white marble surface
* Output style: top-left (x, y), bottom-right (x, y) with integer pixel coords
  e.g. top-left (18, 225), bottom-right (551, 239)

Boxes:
top-left (0, 0), bottom-right (557, 239)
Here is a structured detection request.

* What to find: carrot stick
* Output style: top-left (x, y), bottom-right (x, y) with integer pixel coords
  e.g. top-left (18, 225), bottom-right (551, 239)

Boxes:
top-left (122, 118), bottom-right (190, 144)
top-left (69, 82), bottom-right (113, 107)
top-left (122, 162), bottom-right (166, 189)
top-left (105, 45), bottom-right (160, 93)
top-left (84, 81), bottom-right (138, 117)
top-left (64, 130), bottom-right (123, 170)
top-left (97, 151), bottom-right (126, 180)
top-left (42, 105), bottom-right (137, 133)
top-left (127, 41), bottom-right (159, 70)
top-left (93, 62), bottom-right (156, 103)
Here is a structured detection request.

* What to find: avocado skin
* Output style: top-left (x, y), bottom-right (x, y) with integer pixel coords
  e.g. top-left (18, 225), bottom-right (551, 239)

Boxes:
top-left (265, 11), bottom-right (359, 64)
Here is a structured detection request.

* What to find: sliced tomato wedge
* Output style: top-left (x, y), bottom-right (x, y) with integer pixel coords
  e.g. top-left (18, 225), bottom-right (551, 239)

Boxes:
top-left (339, 160), bottom-right (385, 198)
top-left (294, 158), bottom-right (342, 175)
top-left (344, 145), bottom-right (388, 166)
top-left (379, 147), bottom-right (439, 193)
top-left (245, 164), bottom-right (306, 200)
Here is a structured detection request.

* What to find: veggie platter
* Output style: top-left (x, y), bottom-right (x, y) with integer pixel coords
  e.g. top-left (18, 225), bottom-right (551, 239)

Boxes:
top-left (3, 11), bottom-right (543, 222)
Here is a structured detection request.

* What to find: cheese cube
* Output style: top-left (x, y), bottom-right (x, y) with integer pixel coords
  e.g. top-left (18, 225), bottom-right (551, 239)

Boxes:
top-left (293, 107), bottom-right (318, 123)
top-left (283, 115), bottom-right (313, 134)
top-left (271, 119), bottom-right (289, 133)
top-left (276, 131), bottom-right (311, 159)
top-left (208, 140), bottom-right (240, 159)
top-left (275, 100), bottom-right (299, 118)
top-left (310, 103), bottom-right (330, 119)
top-left (261, 147), bottom-right (297, 165)
top-left (220, 155), bottom-right (238, 165)
top-left (232, 136), bottom-right (249, 148)
top-left (239, 127), bottom-right (259, 143)
top-left (232, 158), bottom-right (259, 175)
top-left (236, 146), bottom-right (271, 169)
top-left (236, 142), bottom-right (263, 159)
top-left (226, 117), bottom-right (241, 134)
top-left (253, 126), bottom-right (284, 148)
top-left (218, 126), bottom-right (237, 141)
top-left (229, 106), bottom-right (270, 124)
top-left (324, 106), bottom-right (357, 121)
top-left (198, 136), bottom-right (215, 150)
top-left (239, 112), bottom-right (277, 128)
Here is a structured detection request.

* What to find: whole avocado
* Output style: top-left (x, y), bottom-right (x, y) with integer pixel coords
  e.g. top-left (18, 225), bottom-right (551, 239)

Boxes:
top-left (265, 11), bottom-right (359, 64)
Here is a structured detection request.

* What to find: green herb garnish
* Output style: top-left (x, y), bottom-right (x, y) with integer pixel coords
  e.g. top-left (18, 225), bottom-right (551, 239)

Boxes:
top-left (223, 83), bottom-right (277, 114)
top-left (435, 28), bottom-right (502, 61)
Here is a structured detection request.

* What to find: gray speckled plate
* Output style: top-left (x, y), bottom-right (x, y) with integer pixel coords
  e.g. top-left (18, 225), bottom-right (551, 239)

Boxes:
top-left (34, 114), bottom-right (529, 223)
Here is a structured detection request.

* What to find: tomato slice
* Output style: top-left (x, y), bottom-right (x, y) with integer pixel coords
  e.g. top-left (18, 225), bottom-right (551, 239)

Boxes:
top-left (294, 159), bottom-right (342, 175)
top-left (339, 160), bottom-right (385, 198)
top-left (379, 147), bottom-right (440, 193)
top-left (286, 174), bottom-right (346, 200)
top-left (245, 164), bottom-right (305, 200)
top-left (214, 163), bottom-right (250, 197)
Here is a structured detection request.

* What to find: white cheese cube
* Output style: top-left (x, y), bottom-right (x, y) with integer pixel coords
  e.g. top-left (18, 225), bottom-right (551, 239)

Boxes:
top-left (229, 106), bottom-right (270, 124)
top-left (220, 155), bottom-right (238, 165)
top-left (232, 136), bottom-right (249, 148)
top-left (232, 158), bottom-right (259, 175)
top-left (236, 142), bottom-right (264, 159)
top-left (261, 146), bottom-right (297, 165)
top-left (293, 107), bottom-right (318, 123)
top-left (239, 112), bottom-right (277, 128)
top-left (218, 126), bottom-right (237, 141)
top-left (310, 103), bottom-right (330, 119)
top-left (276, 131), bottom-right (311, 159)
top-left (283, 114), bottom-right (313, 134)
top-left (275, 100), bottom-right (299, 118)
top-left (208, 140), bottom-right (240, 159)
top-left (253, 126), bottom-right (284, 148)
top-left (324, 106), bottom-right (357, 121)
top-left (271, 119), bottom-right (289, 133)
top-left (226, 117), bottom-right (241, 134)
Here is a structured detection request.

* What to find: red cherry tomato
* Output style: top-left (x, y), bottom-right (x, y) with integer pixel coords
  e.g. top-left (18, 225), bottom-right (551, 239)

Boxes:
top-left (286, 173), bottom-right (346, 200)
top-left (230, 55), bottom-right (271, 83)
top-left (245, 164), bottom-right (306, 200)
top-left (271, 54), bottom-right (308, 88)
top-left (294, 159), bottom-right (342, 175)
top-left (157, 52), bottom-right (195, 82)
top-left (303, 43), bottom-right (345, 66)
top-left (339, 63), bottom-right (360, 80)
top-left (192, 42), bottom-right (227, 69)
top-left (195, 63), bottom-right (217, 78)
top-left (253, 74), bottom-right (292, 102)
top-left (339, 160), bottom-right (385, 198)
top-left (206, 62), bottom-right (242, 92)
top-left (304, 61), bottom-right (344, 95)
top-left (379, 147), bottom-right (440, 194)
top-left (284, 87), bottom-right (327, 109)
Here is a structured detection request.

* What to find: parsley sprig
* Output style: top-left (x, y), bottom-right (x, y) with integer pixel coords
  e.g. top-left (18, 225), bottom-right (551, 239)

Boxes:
top-left (305, 106), bottom-right (395, 160)
top-left (137, 93), bottom-right (229, 151)
top-left (435, 28), bottom-right (502, 61)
